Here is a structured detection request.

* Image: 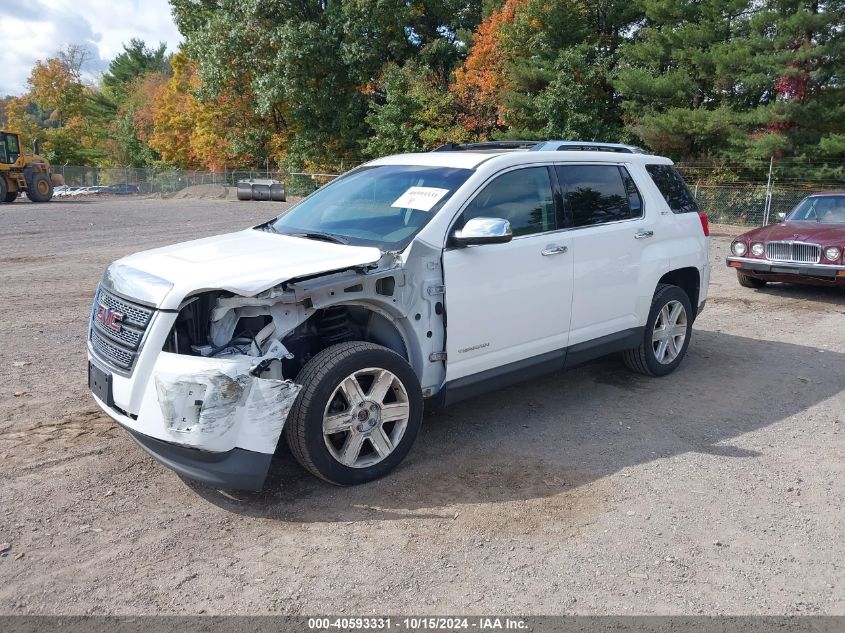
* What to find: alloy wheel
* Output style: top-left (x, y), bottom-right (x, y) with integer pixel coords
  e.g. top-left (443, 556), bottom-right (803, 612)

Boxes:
top-left (322, 367), bottom-right (410, 468)
top-left (652, 300), bottom-right (688, 364)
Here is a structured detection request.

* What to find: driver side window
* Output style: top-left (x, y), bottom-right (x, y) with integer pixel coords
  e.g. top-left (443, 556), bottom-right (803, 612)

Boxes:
top-left (459, 167), bottom-right (555, 237)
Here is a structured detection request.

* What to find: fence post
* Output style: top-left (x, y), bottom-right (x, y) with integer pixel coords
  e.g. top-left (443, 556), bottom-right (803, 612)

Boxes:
top-left (763, 156), bottom-right (774, 226)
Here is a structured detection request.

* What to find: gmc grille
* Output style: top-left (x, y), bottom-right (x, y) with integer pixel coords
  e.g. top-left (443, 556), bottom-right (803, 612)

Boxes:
top-left (765, 241), bottom-right (821, 264)
top-left (89, 287), bottom-right (154, 372)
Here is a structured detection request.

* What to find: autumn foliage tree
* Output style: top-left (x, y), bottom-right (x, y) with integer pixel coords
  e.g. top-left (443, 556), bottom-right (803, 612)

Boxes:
top-left (452, 0), bottom-right (526, 137)
top-left (3, 0), bottom-right (844, 174)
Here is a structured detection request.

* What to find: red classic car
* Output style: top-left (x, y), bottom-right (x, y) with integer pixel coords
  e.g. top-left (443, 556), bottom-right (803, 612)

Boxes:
top-left (726, 192), bottom-right (845, 288)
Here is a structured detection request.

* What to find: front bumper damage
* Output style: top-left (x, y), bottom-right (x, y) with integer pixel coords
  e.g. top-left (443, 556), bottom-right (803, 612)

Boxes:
top-left (90, 351), bottom-right (301, 490)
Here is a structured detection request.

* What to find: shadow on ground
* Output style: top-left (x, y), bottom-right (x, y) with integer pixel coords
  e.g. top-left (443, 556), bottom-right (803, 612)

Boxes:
top-left (750, 282), bottom-right (845, 307)
top-left (187, 329), bottom-right (844, 522)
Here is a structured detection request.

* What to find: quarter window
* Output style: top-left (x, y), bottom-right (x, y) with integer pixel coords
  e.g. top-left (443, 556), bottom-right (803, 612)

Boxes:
top-left (459, 167), bottom-right (555, 237)
top-left (556, 165), bottom-right (642, 227)
top-left (645, 164), bottom-right (699, 214)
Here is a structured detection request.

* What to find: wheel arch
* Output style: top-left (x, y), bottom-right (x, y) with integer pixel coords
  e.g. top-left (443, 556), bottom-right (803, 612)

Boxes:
top-left (287, 300), bottom-right (424, 377)
top-left (657, 267), bottom-right (700, 319)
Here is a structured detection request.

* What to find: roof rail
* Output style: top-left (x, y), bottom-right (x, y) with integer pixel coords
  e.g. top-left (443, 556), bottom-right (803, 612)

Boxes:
top-left (432, 141), bottom-right (540, 152)
top-left (530, 141), bottom-right (645, 154)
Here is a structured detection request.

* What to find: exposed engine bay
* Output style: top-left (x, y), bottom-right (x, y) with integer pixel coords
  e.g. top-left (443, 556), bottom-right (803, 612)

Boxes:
top-left (158, 245), bottom-right (446, 394)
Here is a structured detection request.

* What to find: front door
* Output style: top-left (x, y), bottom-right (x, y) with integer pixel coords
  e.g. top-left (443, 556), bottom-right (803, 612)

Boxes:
top-left (442, 166), bottom-right (574, 381)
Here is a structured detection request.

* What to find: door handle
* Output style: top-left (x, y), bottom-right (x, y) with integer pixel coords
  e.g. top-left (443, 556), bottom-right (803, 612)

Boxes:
top-left (541, 244), bottom-right (568, 256)
top-left (634, 230), bottom-right (654, 239)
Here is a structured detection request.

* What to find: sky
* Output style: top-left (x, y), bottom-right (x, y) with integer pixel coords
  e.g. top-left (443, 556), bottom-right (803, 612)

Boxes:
top-left (1, 0), bottom-right (183, 96)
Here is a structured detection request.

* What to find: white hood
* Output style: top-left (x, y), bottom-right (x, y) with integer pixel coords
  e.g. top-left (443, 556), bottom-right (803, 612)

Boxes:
top-left (103, 229), bottom-right (382, 310)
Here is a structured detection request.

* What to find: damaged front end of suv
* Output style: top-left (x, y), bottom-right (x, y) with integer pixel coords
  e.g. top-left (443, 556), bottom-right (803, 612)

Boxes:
top-left (87, 163), bottom-right (465, 490)
top-left (89, 244), bottom-right (447, 489)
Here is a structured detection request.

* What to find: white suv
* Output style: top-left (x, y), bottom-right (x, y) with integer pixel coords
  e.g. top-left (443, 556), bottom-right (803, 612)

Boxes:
top-left (87, 141), bottom-right (710, 490)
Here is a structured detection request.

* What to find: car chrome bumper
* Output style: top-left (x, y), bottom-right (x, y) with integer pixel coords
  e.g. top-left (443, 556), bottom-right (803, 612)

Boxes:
top-left (726, 257), bottom-right (845, 278)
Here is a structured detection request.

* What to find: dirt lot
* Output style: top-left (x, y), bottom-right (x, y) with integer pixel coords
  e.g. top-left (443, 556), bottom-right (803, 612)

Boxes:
top-left (0, 197), bottom-right (842, 615)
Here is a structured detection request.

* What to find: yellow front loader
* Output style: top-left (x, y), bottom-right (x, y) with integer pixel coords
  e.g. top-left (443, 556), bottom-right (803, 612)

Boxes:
top-left (0, 130), bottom-right (64, 203)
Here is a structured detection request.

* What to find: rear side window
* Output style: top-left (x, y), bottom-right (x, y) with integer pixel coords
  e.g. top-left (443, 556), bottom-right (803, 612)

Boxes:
top-left (555, 165), bottom-right (642, 227)
top-left (646, 164), bottom-right (699, 213)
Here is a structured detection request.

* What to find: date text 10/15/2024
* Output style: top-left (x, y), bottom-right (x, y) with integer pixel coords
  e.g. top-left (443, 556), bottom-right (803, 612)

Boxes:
top-left (307, 617), bottom-right (529, 631)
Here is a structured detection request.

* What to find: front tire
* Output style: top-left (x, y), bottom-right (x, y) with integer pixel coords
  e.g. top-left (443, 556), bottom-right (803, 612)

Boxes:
top-left (623, 284), bottom-right (693, 377)
top-left (27, 172), bottom-right (53, 202)
top-left (284, 342), bottom-right (423, 485)
top-left (736, 270), bottom-right (767, 288)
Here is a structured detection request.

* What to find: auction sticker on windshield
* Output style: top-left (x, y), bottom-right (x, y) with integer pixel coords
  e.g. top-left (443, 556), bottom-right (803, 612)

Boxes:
top-left (391, 186), bottom-right (450, 212)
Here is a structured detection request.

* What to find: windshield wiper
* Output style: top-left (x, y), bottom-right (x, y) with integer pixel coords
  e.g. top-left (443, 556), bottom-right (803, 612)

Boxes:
top-left (288, 231), bottom-right (350, 245)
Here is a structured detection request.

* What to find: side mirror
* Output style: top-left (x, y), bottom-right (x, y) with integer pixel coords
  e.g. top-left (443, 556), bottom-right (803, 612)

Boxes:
top-left (777, 212), bottom-right (786, 220)
top-left (451, 217), bottom-right (513, 247)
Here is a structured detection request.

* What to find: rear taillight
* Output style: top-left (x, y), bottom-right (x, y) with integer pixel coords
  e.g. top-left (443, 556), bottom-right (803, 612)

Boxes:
top-left (698, 211), bottom-right (710, 236)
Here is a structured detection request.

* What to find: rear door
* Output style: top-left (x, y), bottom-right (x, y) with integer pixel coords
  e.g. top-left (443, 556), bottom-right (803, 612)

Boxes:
top-left (556, 163), bottom-right (653, 346)
top-left (442, 165), bottom-right (574, 381)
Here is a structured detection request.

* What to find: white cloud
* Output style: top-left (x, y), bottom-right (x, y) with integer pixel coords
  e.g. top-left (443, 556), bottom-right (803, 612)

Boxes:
top-left (1, 0), bottom-right (182, 96)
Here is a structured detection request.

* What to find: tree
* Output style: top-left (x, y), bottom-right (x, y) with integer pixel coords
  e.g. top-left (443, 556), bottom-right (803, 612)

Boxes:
top-left (364, 62), bottom-right (469, 156)
top-left (452, 0), bottom-right (525, 137)
top-left (613, 0), bottom-right (845, 164)
top-left (103, 39), bottom-right (169, 101)
top-left (170, 0), bottom-right (483, 168)
top-left (28, 57), bottom-right (85, 126)
top-left (150, 51), bottom-right (266, 170)
top-left (452, 0), bottom-right (641, 141)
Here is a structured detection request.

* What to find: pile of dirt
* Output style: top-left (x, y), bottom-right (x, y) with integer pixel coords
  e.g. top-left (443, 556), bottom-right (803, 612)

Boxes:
top-left (168, 184), bottom-right (229, 200)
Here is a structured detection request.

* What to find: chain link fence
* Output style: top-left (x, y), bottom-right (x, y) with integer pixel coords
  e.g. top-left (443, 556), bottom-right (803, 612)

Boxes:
top-left (688, 184), bottom-right (844, 226)
top-left (54, 164), bottom-right (843, 227)
top-left (55, 166), bottom-right (339, 198)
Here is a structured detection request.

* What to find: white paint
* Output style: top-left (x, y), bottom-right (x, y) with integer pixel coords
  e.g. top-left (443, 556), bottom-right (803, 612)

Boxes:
top-left (112, 229), bottom-right (382, 310)
top-left (90, 147), bottom-right (710, 481)
top-left (117, 352), bottom-right (301, 454)
top-left (443, 233), bottom-right (574, 380)
top-left (391, 186), bottom-right (450, 212)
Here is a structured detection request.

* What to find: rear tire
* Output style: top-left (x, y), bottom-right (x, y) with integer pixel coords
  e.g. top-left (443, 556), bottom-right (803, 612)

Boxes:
top-left (27, 172), bottom-right (53, 202)
top-left (284, 342), bottom-right (423, 485)
top-left (0, 177), bottom-right (7, 203)
top-left (623, 284), bottom-right (693, 377)
top-left (737, 270), bottom-right (767, 288)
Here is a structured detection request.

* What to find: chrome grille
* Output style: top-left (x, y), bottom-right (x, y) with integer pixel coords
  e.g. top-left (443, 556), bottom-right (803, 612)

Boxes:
top-left (89, 287), bottom-right (154, 373)
top-left (96, 290), bottom-right (153, 328)
top-left (93, 319), bottom-right (144, 348)
top-left (765, 241), bottom-right (821, 264)
top-left (90, 329), bottom-right (135, 370)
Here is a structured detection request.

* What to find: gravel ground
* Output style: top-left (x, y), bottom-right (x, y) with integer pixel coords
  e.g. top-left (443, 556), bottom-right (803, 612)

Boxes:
top-left (0, 196), bottom-right (842, 615)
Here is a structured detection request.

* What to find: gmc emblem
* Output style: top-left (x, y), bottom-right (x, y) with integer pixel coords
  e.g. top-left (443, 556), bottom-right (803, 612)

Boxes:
top-left (96, 304), bottom-right (125, 333)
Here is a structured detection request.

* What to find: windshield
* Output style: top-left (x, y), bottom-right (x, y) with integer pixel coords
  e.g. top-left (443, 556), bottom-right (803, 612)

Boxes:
top-left (787, 195), bottom-right (845, 223)
top-left (268, 165), bottom-right (473, 249)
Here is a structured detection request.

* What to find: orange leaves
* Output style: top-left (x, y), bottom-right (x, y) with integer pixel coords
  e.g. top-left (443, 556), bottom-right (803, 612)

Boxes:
top-left (150, 51), bottom-right (263, 171)
top-left (28, 57), bottom-right (86, 125)
top-left (451, 0), bottom-right (528, 136)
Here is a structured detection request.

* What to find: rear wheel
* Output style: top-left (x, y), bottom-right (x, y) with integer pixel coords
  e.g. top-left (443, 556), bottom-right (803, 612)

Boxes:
top-left (736, 270), bottom-right (767, 288)
top-left (623, 284), bottom-right (693, 377)
top-left (0, 177), bottom-right (7, 203)
top-left (27, 172), bottom-right (53, 202)
top-left (284, 342), bottom-right (423, 485)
